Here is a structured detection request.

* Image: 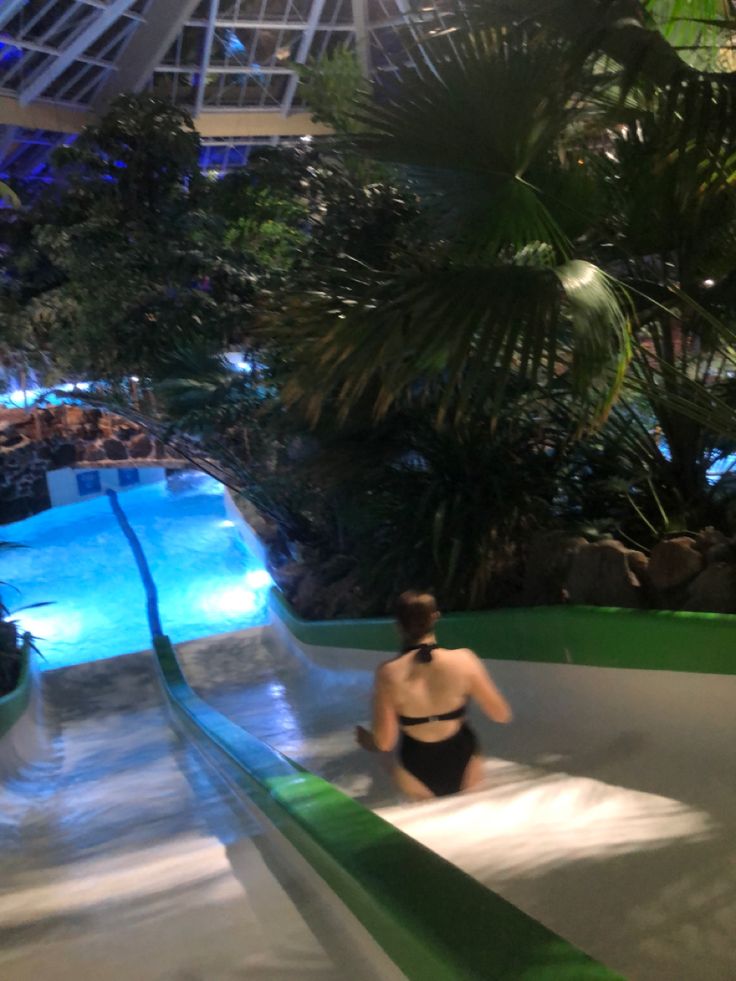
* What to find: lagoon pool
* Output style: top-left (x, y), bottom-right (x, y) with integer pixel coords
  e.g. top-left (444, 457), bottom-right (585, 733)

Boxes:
top-left (0, 472), bottom-right (270, 668)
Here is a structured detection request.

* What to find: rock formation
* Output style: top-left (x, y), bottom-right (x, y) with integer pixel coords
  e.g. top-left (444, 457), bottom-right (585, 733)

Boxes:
top-left (0, 404), bottom-right (179, 522)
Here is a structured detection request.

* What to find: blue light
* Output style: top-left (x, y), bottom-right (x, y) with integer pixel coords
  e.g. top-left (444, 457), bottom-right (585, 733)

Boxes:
top-left (224, 29), bottom-right (246, 55)
top-left (0, 44), bottom-right (23, 64)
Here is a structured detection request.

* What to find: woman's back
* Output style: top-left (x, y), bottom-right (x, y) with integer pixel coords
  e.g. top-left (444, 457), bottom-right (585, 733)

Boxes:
top-left (386, 647), bottom-right (472, 710)
top-left (357, 590), bottom-right (512, 798)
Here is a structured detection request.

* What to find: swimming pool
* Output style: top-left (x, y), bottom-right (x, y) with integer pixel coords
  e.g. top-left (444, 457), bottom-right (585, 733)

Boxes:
top-left (0, 472), bottom-right (271, 668)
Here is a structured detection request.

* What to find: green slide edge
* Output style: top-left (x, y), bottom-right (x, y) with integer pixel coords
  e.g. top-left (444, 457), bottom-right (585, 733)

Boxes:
top-left (0, 634), bottom-right (31, 740)
top-left (153, 633), bottom-right (620, 981)
top-left (271, 590), bottom-right (736, 674)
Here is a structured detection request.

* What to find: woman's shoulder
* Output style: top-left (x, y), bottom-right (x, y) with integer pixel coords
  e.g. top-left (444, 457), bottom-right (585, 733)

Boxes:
top-left (376, 654), bottom-right (403, 676)
top-left (437, 645), bottom-right (475, 658)
top-left (436, 646), bottom-right (480, 672)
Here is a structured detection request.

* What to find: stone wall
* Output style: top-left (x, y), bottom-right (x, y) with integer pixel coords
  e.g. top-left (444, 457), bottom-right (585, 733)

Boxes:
top-left (523, 528), bottom-right (736, 615)
top-left (0, 405), bottom-right (178, 523)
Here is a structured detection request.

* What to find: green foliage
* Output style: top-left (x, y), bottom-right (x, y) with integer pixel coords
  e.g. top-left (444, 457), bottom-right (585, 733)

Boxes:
top-left (1, 96), bottom-right (254, 383)
top-left (277, 29), bottom-right (632, 427)
top-left (297, 47), bottom-right (370, 134)
top-left (643, 0), bottom-right (733, 70)
top-left (302, 397), bottom-right (574, 610)
top-left (53, 93), bottom-right (202, 218)
top-left (0, 181), bottom-right (20, 209)
top-left (0, 543), bottom-right (49, 696)
top-left (207, 172), bottom-right (309, 273)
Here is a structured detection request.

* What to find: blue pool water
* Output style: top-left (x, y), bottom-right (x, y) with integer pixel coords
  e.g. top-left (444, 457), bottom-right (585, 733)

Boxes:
top-left (0, 382), bottom-right (92, 408)
top-left (0, 473), bottom-right (270, 668)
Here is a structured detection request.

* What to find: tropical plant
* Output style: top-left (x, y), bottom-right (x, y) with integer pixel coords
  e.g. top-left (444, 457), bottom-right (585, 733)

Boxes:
top-left (9, 96), bottom-right (256, 382)
top-left (282, 2), bottom-right (736, 429)
top-left (0, 181), bottom-right (19, 209)
top-left (297, 46), bottom-right (371, 135)
top-left (282, 27), bottom-right (635, 427)
top-left (0, 543), bottom-right (48, 696)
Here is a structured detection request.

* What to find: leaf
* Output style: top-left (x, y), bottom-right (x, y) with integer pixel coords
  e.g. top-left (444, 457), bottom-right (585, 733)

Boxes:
top-left (0, 181), bottom-right (20, 209)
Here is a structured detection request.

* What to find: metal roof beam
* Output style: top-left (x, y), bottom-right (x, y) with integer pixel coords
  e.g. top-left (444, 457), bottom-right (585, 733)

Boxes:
top-left (19, 0), bottom-right (138, 106)
top-left (194, 0), bottom-right (218, 117)
top-left (0, 0), bottom-right (27, 31)
top-left (2, 36), bottom-right (116, 70)
top-left (92, 0), bottom-right (201, 111)
top-left (155, 65), bottom-right (295, 74)
top-left (0, 126), bottom-right (17, 168)
top-left (352, 0), bottom-right (371, 78)
top-left (0, 94), bottom-right (333, 138)
top-left (185, 18), bottom-right (352, 30)
top-left (281, 0), bottom-right (327, 116)
top-left (0, 93), bottom-right (88, 133)
top-left (78, 0), bottom-right (146, 21)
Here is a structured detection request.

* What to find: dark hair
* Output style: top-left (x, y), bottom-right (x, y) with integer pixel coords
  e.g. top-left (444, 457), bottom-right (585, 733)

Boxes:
top-left (396, 591), bottom-right (438, 645)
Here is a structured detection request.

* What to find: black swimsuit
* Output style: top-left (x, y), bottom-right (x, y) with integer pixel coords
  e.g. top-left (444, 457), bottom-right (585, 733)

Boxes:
top-left (397, 644), bottom-right (479, 797)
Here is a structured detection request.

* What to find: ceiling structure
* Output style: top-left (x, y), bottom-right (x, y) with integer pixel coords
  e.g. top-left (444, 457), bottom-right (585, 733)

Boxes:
top-left (0, 0), bottom-right (436, 178)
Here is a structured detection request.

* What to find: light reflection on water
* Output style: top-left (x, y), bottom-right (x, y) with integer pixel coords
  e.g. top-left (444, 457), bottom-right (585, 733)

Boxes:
top-left (0, 473), bottom-right (270, 668)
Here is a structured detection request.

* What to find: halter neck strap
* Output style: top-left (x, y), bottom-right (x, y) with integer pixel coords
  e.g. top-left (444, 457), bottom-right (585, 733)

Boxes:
top-left (402, 643), bottom-right (438, 663)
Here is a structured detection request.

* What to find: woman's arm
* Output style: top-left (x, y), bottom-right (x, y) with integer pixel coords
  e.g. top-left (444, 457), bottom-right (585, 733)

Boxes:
top-left (467, 652), bottom-right (512, 723)
top-left (356, 664), bottom-right (399, 753)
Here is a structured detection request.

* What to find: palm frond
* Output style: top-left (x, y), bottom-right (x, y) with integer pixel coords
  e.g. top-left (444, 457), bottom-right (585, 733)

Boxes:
top-left (280, 257), bottom-right (630, 425)
top-left (435, 0), bottom-right (717, 86)
top-left (643, 0), bottom-right (733, 70)
top-left (557, 261), bottom-right (633, 424)
top-left (353, 28), bottom-right (600, 258)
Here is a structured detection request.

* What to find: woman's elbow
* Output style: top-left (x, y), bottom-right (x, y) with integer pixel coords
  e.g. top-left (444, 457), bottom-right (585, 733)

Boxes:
top-left (493, 702), bottom-right (513, 724)
top-left (374, 731), bottom-right (396, 752)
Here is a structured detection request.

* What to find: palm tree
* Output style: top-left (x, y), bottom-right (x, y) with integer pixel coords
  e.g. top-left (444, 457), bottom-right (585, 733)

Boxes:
top-left (285, 27), bottom-right (632, 426)
top-left (281, 3), bottom-right (736, 433)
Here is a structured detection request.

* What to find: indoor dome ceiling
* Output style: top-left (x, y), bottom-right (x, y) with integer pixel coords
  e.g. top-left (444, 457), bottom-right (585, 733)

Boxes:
top-left (0, 0), bottom-right (431, 177)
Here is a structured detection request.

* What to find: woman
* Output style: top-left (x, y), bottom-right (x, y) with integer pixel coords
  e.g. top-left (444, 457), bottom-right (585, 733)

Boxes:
top-left (356, 591), bottom-right (512, 799)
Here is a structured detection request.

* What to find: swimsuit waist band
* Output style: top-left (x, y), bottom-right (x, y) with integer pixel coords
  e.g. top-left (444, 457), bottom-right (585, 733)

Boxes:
top-left (398, 704), bottom-right (465, 727)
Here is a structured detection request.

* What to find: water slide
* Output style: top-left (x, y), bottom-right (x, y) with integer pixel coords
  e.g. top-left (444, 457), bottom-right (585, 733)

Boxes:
top-left (0, 491), bottom-right (614, 980)
top-left (176, 597), bottom-right (736, 981)
top-left (2, 487), bottom-right (736, 979)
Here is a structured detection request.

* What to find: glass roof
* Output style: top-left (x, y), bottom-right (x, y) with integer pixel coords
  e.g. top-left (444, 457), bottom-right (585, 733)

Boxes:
top-left (0, 0), bottom-right (439, 178)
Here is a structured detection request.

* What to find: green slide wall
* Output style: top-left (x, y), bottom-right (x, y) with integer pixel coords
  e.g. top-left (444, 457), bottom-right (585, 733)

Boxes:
top-left (271, 591), bottom-right (736, 675)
